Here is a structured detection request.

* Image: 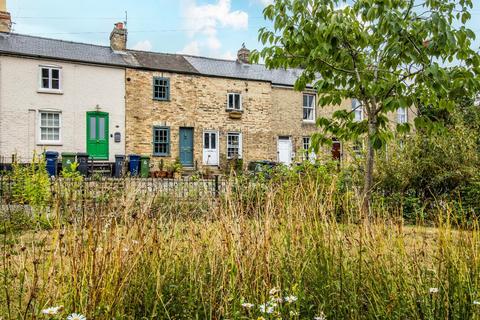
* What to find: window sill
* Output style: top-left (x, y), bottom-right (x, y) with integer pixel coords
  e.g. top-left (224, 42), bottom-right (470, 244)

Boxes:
top-left (152, 154), bottom-right (170, 157)
top-left (226, 109), bottom-right (243, 113)
top-left (37, 89), bottom-right (63, 95)
top-left (153, 98), bottom-right (171, 102)
top-left (37, 142), bottom-right (63, 146)
top-left (302, 120), bottom-right (316, 124)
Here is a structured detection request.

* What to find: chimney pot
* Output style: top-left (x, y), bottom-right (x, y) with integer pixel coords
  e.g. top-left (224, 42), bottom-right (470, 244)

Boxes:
top-left (110, 22), bottom-right (127, 51)
top-left (237, 43), bottom-right (250, 64)
top-left (0, 0), bottom-right (11, 33)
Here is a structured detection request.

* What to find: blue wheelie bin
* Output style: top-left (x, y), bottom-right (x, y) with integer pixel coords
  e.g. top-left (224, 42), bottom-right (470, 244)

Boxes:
top-left (45, 151), bottom-right (59, 177)
top-left (128, 154), bottom-right (141, 177)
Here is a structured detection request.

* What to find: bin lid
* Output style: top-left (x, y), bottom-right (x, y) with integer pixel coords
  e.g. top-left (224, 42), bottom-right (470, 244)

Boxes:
top-left (45, 151), bottom-right (59, 156)
top-left (61, 152), bottom-right (76, 157)
top-left (115, 154), bottom-right (126, 158)
top-left (129, 154), bottom-right (140, 158)
top-left (140, 155), bottom-right (150, 159)
top-left (76, 152), bottom-right (89, 157)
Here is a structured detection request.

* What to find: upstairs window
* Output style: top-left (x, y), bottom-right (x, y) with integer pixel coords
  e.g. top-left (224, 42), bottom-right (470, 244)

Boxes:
top-left (39, 66), bottom-right (61, 91)
top-left (153, 126), bottom-right (170, 156)
top-left (227, 132), bottom-right (242, 159)
top-left (303, 94), bottom-right (315, 121)
top-left (153, 77), bottom-right (170, 101)
top-left (397, 107), bottom-right (408, 124)
top-left (227, 93), bottom-right (242, 111)
top-left (352, 99), bottom-right (363, 122)
top-left (39, 111), bottom-right (61, 144)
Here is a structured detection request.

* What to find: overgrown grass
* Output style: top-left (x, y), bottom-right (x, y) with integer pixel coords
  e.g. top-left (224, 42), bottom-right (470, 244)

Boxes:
top-left (1, 172), bottom-right (480, 319)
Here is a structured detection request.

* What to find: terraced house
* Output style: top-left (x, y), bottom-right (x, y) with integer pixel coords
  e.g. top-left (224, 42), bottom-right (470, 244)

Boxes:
top-left (0, 3), bottom-right (414, 171)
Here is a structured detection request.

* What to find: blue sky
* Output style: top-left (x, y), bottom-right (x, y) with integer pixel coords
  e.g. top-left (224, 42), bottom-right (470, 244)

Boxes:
top-left (7, 0), bottom-right (480, 60)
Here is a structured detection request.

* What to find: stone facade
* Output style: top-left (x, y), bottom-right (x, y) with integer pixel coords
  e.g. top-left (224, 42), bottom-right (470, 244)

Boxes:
top-left (125, 69), bottom-right (275, 171)
top-left (126, 68), bottom-right (418, 171)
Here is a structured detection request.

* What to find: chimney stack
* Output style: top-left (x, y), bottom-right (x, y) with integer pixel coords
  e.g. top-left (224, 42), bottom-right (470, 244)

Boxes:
top-left (0, 0), bottom-right (11, 33)
top-left (110, 22), bottom-right (127, 51)
top-left (237, 43), bottom-right (250, 64)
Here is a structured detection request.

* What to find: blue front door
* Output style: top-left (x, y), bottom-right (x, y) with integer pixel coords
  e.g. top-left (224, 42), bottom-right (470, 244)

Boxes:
top-left (179, 127), bottom-right (194, 167)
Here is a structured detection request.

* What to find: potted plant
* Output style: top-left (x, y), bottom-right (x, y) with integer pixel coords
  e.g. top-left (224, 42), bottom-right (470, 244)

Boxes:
top-left (173, 158), bottom-right (183, 179)
top-left (165, 162), bottom-right (175, 179)
top-left (158, 159), bottom-right (167, 178)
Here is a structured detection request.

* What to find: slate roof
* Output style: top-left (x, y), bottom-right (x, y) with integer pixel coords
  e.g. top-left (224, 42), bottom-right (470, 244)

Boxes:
top-left (183, 55), bottom-right (305, 87)
top-left (0, 32), bottom-right (305, 87)
top-left (0, 33), bottom-right (130, 67)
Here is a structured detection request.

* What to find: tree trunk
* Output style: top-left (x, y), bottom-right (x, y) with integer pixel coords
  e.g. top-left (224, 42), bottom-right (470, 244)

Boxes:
top-left (363, 118), bottom-right (376, 217)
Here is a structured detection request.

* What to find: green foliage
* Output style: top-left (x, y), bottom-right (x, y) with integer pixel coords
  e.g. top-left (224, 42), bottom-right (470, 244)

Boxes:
top-left (10, 155), bottom-right (51, 211)
top-left (252, 0), bottom-right (480, 202)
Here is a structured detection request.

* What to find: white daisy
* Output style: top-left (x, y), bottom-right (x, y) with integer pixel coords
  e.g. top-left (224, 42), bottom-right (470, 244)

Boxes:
top-left (67, 313), bottom-right (86, 320)
top-left (474, 300), bottom-right (480, 305)
top-left (284, 295), bottom-right (298, 303)
top-left (41, 306), bottom-right (62, 315)
top-left (429, 287), bottom-right (439, 294)
top-left (290, 310), bottom-right (299, 316)
top-left (241, 302), bottom-right (254, 309)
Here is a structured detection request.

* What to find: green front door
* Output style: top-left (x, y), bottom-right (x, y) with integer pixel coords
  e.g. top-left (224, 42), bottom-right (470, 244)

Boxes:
top-left (86, 111), bottom-right (109, 160)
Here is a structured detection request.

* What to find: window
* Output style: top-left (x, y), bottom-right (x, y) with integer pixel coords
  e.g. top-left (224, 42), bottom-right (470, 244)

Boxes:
top-left (39, 112), bottom-right (61, 144)
top-left (303, 94), bottom-right (315, 121)
top-left (39, 66), bottom-right (61, 91)
top-left (153, 77), bottom-right (170, 101)
top-left (227, 132), bottom-right (242, 159)
top-left (227, 93), bottom-right (242, 111)
top-left (397, 107), bottom-right (408, 124)
top-left (302, 136), bottom-right (316, 161)
top-left (352, 99), bottom-right (363, 121)
top-left (353, 140), bottom-right (363, 157)
top-left (153, 126), bottom-right (170, 156)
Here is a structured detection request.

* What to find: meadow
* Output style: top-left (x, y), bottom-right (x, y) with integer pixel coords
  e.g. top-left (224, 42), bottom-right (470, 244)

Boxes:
top-left (1, 168), bottom-right (479, 319)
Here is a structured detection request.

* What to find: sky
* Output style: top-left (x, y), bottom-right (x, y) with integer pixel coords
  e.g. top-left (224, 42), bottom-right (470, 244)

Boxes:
top-left (6, 0), bottom-right (480, 60)
top-left (7, 0), bottom-right (274, 60)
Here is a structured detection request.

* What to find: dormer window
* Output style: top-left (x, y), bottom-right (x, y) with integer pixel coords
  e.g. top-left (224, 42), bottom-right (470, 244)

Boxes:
top-left (39, 66), bottom-right (62, 93)
top-left (227, 93), bottom-right (242, 111)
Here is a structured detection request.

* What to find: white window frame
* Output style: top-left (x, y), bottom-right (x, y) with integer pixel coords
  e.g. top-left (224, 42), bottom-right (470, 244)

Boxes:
top-left (302, 136), bottom-right (316, 161)
top-left (226, 132), bottom-right (243, 159)
top-left (227, 93), bottom-right (242, 111)
top-left (352, 99), bottom-right (363, 122)
top-left (38, 65), bottom-right (63, 93)
top-left (397, 107), bottom-right (408, 124)
top-left (37, 110), bottom-right (62, 145)
top-left (303, 93), bottom-right (316, 122)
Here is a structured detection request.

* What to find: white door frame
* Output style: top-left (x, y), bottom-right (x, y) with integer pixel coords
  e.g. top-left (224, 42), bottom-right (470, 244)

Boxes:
top-left (277, 136), bottom-right (293, 165)
top-left (203, 130), bottom-right (220, 166)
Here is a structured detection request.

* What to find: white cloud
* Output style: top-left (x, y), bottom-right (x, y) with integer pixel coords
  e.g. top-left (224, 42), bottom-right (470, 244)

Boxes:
top-left (257, 0), bottom-right (273, 6)
top-left (179, 41), bottom-right (201, 55)
top-left (132, 40), bottom-right (153, 51)
top-left (220, 51), bottom-right (237, 60)
top-left (181, 0), bottom-right (248, 55)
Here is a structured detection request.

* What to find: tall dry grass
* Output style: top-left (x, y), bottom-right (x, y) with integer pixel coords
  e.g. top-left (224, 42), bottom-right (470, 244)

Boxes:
top-left (1, 174), bottom-right (479, 319)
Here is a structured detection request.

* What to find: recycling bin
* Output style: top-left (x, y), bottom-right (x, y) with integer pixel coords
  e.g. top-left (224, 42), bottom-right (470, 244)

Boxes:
top-left (45, 151), bottom-right (59, 177)
top-left (76, 153), bottom-right (89, 176)
top-left (140, 155), bottom-right (151, 178)
top-left (115, 154), bottom-right (125, 178)
top-left (61, 152), bottom-right (76, 173)
top-left (128, 154), bottom-right (141, 177)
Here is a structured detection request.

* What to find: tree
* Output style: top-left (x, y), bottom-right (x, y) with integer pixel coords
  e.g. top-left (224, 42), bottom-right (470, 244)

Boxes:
top-left (251, 0), bottom-right (480, 214)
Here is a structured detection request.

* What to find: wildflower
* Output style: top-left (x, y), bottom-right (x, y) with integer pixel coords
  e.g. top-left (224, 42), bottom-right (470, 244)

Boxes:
top-left (272, 296), bottom-right (283, 303)
top-left (266, 306), bottom-right (274, 314)
top-left (132, 240), bottom-right (140, 245)
top-left (41, 306), bottom-right (63, 315)
top-left (259, 304), bottom-right (266, 313)
top-left (314, 311), bottom-right (326, 320)
top-left (474, 300), bottom-right (480, 305)
top-left (269, 287), bottom-right (280, 296)
top-left (257, 317), bottom-right (266, 320)
top-left (241, 302), bottom-right (254, 309)
top-left (290, 310), bottom-right (299, 316)
top-left (67, 313), bottom-right (86, 320)
top-left (284, 295), bottom-right (298, 303)
top-left (429, 287), bottom-right (439, 294)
